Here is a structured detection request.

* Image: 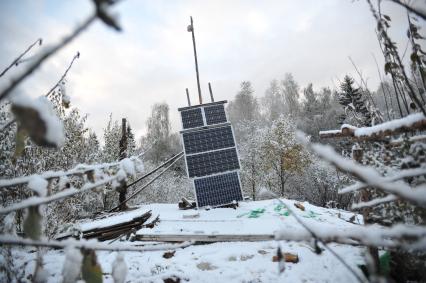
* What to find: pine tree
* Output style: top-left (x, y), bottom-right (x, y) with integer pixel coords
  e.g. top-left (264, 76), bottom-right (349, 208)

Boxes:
top-left (338, 75), bottom-right (372, 126)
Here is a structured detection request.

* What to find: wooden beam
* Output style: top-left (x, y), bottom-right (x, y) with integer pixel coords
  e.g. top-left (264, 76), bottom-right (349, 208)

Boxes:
top-left (134, 234), bottom-right (274, 242)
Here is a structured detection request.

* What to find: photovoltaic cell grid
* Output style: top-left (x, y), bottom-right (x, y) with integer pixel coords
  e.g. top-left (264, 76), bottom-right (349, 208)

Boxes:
top-left (181, 108), bottom-right (204, 129)
top-left (182, 126), bottom-right (235, 155)
top-left (186, 148), bottom-right (240, 178)
top-left (204, 105), bottom-right (227, 125)
top-left (194, 172), bottom-right (243, 207)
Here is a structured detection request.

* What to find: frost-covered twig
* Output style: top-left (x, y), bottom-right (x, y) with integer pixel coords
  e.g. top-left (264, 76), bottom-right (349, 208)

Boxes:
top-left (0, 38), bottom-right (42, 78)
top-left (339, 167), bottom-right (426, 194)
top-left (351, 195), bottom-right (398, 209)
top-left (297, 132), bottom-right (426, 208)
top-left (275, 223), bottom-right (426, 251)
top-left (0, 235), bottom-right (193, 252)
top-left (44, 51), bottom-right (80, 97)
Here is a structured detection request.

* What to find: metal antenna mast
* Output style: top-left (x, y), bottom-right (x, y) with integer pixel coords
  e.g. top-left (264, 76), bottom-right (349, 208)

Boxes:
top-left (187, 16), bottom-right (202, 104)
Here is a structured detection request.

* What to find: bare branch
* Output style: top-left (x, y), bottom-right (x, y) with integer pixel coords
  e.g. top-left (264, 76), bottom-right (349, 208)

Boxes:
top-left (387, 0), bottom-right (426, 21)
top-left (0, 14), bottom-right (97, 102)
top-left (45, 51), bottom-right (80, 97)
top-left (0, 38), bottom-right (42, 78)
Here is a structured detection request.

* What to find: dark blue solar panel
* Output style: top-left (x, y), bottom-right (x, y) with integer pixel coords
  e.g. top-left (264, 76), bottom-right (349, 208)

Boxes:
top-left (194, 172), bottom-right (243, 207)
top-left (181, 108), bottom-right (204, 129)
top-left (183, 126), bottom-right (235, 155)
top-left (204, 105), bottom-right (227, 125)
top-left (186, 148), bottom-right (240, 178)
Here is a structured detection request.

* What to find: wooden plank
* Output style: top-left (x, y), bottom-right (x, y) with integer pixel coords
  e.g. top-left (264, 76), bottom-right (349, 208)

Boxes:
top-left (134, 234), bottom-right (274, 242)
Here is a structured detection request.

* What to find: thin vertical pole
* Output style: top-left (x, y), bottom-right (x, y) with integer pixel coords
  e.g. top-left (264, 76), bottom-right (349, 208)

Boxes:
top-left (188, 16), bottom-right (202, 104)
top-left (208, 82), bottom-right (214, 102)
top-left (186, 88), bottom-right (191, 106)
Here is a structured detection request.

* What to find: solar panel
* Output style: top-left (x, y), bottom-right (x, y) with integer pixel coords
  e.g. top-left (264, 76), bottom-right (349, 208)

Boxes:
top-left (194, 172), bottom-right (243, 207)
top-left (181, 108), bottom-right (204, 129)
top-left (204, 104), bottom-right (227, 125)
top-left (183, 125), bottom-right (235, 155)
top-left (186, 148), bottom-right (240, 178)
top-left (178, 101), bottom-right (242, 207)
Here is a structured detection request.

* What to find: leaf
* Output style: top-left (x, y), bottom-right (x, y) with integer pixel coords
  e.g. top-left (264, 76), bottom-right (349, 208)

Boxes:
top-left (82, 249), bottom-right (103, 283)
top-left (411, 52), bottom-right (419, 63)
top-left (13, 126), bottom-right (28, 159)
top-left (24, 206), bottom-right (42, 240)
top-left (12, 104), bottom-right (57, 148)
top-left (383, 14), bottom-right (391, 21)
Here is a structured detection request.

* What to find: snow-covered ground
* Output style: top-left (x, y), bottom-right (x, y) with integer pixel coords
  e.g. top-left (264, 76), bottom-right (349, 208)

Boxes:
top-left (12, 199), bottom-right (367, 282)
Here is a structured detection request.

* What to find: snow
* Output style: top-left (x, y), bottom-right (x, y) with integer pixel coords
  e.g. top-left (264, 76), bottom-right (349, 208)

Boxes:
top-left (112, 253), bottom-right (127, 283)
top-left (354, 112), bottom-right (425, 137)
top-left (61, 247), bottom-right (83, 283)
top-left (119, 158), bottom-right (136, 177)
top-left (14, 198), bottom-right (426, 282)
top-left (27, 175), bottom-right (48, 197)
top-left (318, 129), bottom-right (341, 135)
top-left (11, 93), bottom-right (65, 147)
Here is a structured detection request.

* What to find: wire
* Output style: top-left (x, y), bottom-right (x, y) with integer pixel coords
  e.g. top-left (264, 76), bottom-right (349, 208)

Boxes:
top-left (271, 194), bottom-right (366, 283)
top-left (109, 152), bottom-right (184, 212)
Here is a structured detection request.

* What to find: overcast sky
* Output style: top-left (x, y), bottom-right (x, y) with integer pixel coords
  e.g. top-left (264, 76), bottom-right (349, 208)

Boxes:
top-left (0, 0), bottom-right (424, 142)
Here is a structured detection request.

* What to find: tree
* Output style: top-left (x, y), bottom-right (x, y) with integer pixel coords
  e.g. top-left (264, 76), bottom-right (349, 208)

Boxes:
top-left (338, 75), bottom-right (373, 127)
top-left (227, 81), bottom-right (260, 133)
top-left (142, 103), bottom-right (176, 164)
top-left (238, 120), bottom-right (265, 200)
top-left (281, 73), bottom-right (300, 117)
top-left (260, 115), bottom-right (311, 197)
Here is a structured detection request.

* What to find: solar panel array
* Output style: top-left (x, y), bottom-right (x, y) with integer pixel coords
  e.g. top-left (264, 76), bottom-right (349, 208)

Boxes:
top-left (186, 148), bottom-right (240, 178)
top-left (179, 101), bottom-right (243, 207)
top-left (181, 108), bottom-right (204, 129)
top-left (194, 172), bottom-right (241, 207)
top-left (182, 125), bottom-right (235, 154)
top-left (204, 104), bottom-right (227, 125)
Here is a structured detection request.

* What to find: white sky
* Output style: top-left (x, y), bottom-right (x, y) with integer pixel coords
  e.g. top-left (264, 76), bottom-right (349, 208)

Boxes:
top-left (0, 0), bottom-right (425, 142)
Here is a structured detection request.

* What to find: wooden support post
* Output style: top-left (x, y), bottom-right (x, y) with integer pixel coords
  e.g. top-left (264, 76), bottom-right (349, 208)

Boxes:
top-left (118, 118), bottom-right (128, 211)
top-left (352, 145), bottom-right (380, 274)
top-left (208, 82), bottom-right (214, 102)
top-left (186, 88), bottom-right (191, 106)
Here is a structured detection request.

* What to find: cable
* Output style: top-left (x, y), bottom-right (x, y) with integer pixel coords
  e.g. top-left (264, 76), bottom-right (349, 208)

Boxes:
top-left (109, 153), bottom-right (184, 212)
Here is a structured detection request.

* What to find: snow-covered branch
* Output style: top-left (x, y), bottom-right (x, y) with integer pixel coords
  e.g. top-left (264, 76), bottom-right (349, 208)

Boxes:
top-left (0, 156), bottom-right (141, 188)
top-left (319, 113), bottom-right (426, 140)
top-left (0, 175), bottom-right (120, 214)
top-left (339, 167), bottom-right (426, 194)
top-left (0, 235), bottom-right (193, 252)
top-left (351, 195), bottom-right (398, 209)
top-left (297, 132), bottom-right (426, 208)
top-left (275, 223), bottom-right (426, 251)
